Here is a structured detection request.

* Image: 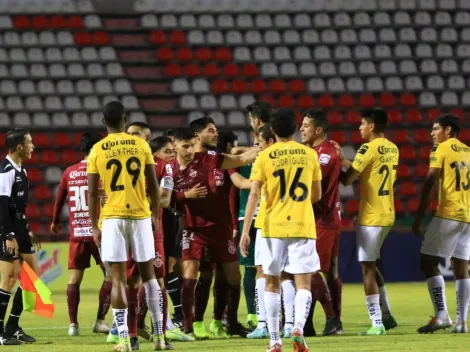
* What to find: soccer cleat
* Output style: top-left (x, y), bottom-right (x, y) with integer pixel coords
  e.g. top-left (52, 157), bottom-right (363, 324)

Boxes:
top-left (291, 328), bottom-right (309, 352)
top-left (152, 335), bottom-right (166, 350)
top-left (382, 314), bottom-right (398, 331)
top-left (171, 315), bottom-right (184, 329)
top-left (192, 321), bottom-right (210, 340)
top-left (165, 338), bottom-right (174, 350)
top-left (114, 337), bottom-right (132, 352)
top-left (267, 343), bottom-right (283, 352)
top-left (359, 325), bottom-right (386, 336)
top-left (335, 320), bottom-right (344, 335)
top-left (222, 307), bottom-right (228, 327)
top-left (323, 317), bottom-right (342, 336)
top-left (137, 326), bottom-right (151, 341)
top-left (0, 335), bottom-right (21, 345)
top-left (130, 336), bottom-right (139, 350)
top-left (107, 328), bottom-right (120, 344)
top-left (226, 322), bottom-right (251, 338)
top-left (247, 314), bottom-right (258, 329)
top-left (418, 316), bottom-right (453, 334)
top-left (283, 326), bottom-right (292, 338)
top-left (5, 326), bottom-right (36, 343)
top-left (247, 327), bottom-right (268, 339)
top-left (450, 322), bottom-right (468, 333)
top-left (209, 319), bottom-right (229, 338)
top-left (68, 323), bottom-right (80, 336)
top-left (165, 327), bottom-right (195, 342)
top-left (93, 319), bottom-right (111, 334)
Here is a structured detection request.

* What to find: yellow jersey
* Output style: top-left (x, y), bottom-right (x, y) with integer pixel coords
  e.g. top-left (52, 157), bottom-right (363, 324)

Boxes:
top-left (250, 140), bottom-right (322, 239)
top-left (429, 138), bottom-right (470, 223)
top-left (254, 185), bottom-right (266, 229)
top-left (87, 132), bottom-right (154, 220)
top-left (352, 138), bottom-right (399, 227)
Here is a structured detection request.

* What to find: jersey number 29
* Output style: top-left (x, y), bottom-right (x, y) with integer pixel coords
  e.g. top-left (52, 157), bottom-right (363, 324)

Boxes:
top-left (106, 157), bottom-right (141, 192)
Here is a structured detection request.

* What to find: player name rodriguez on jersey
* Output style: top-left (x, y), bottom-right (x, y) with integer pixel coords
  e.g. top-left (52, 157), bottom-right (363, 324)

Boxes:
top-left (87, 133), bottom-right (155, 220)
top-left (352, 138), bottom-right (399, 227)
top-left (430, 138), bottom-right (470, 223)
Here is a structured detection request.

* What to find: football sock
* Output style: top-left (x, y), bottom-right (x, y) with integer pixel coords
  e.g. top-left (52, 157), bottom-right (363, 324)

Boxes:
top-left (137, 285), bottom-right (148, 329)
top-left (427, 275), bottom-right (448, 320)
top-left (97, 280), bottom-right (112, 320)
top-left (243, 267), bottom-right (257, 315)
top-left (265, 291), bottom-right (281, 347)
top-left (125, 287), bottom-right (138, 337)
top-left (213, 278), bottom-right (229, 321)
top-left (0, 289), bottom-right (11, 334)
top-left (194, 276), bottom-right (212, 322)
top-left (66, 284), bottom-right (80, 324)
top-left (294, 289), bottom-right (312, 333)
top-left (311, 272), bottom-right (335, 318)
top-left (456, 278), bottom-right (470, 324)
top-left (281, 280), bottom-right (295, 328)
top-left (255, 278), bottom-right (267, 329)
top-left (365, 294), bottom-right (382, 328)
top-left (112, 308), bottom-right (129, 339)
top-left (328, 277), bottom-right (343, 321)
top-left (181, 279), bottom-right (196, 331)
top-left (166, 311), bottom-right (174, 331)
top-left (144, 279), bottom-right (164, 336)
top-left (166, 272), bottom-right (183, 319)
top-left (161, 287), bottom-right (168, 334)
top-left (378, 285), bottom-right (392, 316)
top-left (227, 284), bottom-right (241, 326)
top-left (6, 286), bottom-right (23, 330)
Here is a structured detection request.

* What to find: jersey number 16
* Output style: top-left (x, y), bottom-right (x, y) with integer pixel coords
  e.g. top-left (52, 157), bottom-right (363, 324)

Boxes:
top-left (273, 168), bottom-right (308, 202)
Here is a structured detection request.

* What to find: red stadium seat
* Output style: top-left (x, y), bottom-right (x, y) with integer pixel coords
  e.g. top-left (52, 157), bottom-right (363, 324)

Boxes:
top-left (72, 133), bottom-right (83, 146)
top-left (298, 95), bottom-right (314, 109)
top-left (427, 108), bottom-right (442, 121)
top-left (215, 48), bottom-right (232, 62)
top-left (232, 80), bottom-right (248, 94)
top-left (400, 182), bottom-right (417, 196)
top-left (449, 108), bottom-right (464, 119)
top-left (415, 163), bottom-right (428, 177)
top-left (61, 150), bottom-right (80, 164)
top-left (380, 93), bottom-right (396, 107)
top-left (351, 130), bottom-right (363, 144)
top-left (43, 203), bottom-right (55, 218)
top-left (50, 15), bottom-right (66, 29)
top-left (157, 48), bottom-right (174, 61)
top-left (41, 150), bottom-right (59, 164)
top-left (176, 47), bottom-right (193, 61)
top-left (31, 15), bottom-right (49, 29)
top-left (29, 222), bottom-right (43, 234)
top-left (26, 204), bottom-right (40, 219)
top-left (339, 94), bottom-right (354, 108)
top-left (413, 129), bottom-right (430, 144)
top-left (259, 95), bottom-right (276, 106)
top-left (359, 93), bottom-right (375, 107)
top-left (406, 110), bottom-right (422, 123)
top-left (400, 93), bottom-right (416, 106)
top-left (92, 32), bottom-right (109, 45)
top-left (242, 63), bottom-right (259, 77)
top-left (166, 63), bottom-right (182, 76)
top-left (397, 164), bottom-right (411, 178)
top-left (392, 130), bottom-right (409, 144)
top-left (33, 133), bottom-right (51, 147)
top-left (74, 32), bottom-right (92, 45)
top-left (419, 145), bottom-right (432, 159)
top-left (460, 130), bottom-right (470, 143)
top-left (204, 63), bottom-right (220, 77)
top-left (329, 131), bottom-right (347, 145)
top-left (400, 145), bottom-right (417, 160)
top-left (211, 80), bottom-right (229, 94)
top-left (28, 151), bottom-right (41, 164)
top-left (0, 136), bottom-right (5, 148)
top-left (185, 64), bottom-right (200, 77)
top-left (28, 169), bottom-right (43, 182)
top-left (13, 16), bottom-right (30, 29)
top-left (328, 111), bottom-right (343, 125)
top-left (196, 47), bottom-right (212, 61)
top-left (388, 110), bottom-right (403, 124)
top-left (68, 15), bottom-right (84, 28)
top-left (169, 31), bottom-right (186, 45)
top-left (288, 79), bottom-right (306, 93)
top-left (347, 111), bottom-right (361, 124)
top-left (54, 133), bottom-right (72, 148)
top-left (270, 79), bottom-right (286, 93)
top-left (223, 63), bottom-right (239, 76)
top-left (318, 95), bottom-right (334, 108)
top-left (279, 96), bottom-right (295, 108)
top-left (345, 199), bottom-right (359, 215)
top-left (33, 185), bottom-right (52, 200)
top-left (251, 79), bottom-right (267, 94)
top-left (394, 199), bottom-right (404, 213)
top-left (407, 198), bottom-right (419, 212)
top-left (150, 30), bottom-right (167, 44)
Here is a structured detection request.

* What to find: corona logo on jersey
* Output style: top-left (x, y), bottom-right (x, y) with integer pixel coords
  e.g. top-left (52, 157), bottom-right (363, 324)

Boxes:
top-left (69, 170), bottom-right (87, 179)
top-left (36, 248), bottom-right (63, 285)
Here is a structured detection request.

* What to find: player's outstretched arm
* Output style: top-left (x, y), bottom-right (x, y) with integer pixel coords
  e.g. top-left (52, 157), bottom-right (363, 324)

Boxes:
top-left (230, 146), bottom-right (258, 155)
top-left (145, 164), bottom-right (160, 225)
top-left (230, 172), bottom-right (251, 189)
top-left (311, 180), bottom-right (322, 204)
top-left (240, 180), bottom-right (262, 258)
top-left (412, 167), bottom-right (440, 236)
top-left (221, 148), bottom-right (260, 170)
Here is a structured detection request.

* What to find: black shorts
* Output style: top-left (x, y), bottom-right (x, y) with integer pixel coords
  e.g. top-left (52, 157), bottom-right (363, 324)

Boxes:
top-left (162, 209), bottom-right (183, 259)
top-left (0, 222), bottom-right (34, 262)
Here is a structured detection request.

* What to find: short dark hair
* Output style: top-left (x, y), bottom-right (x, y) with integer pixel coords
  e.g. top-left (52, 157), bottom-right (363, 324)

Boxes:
top-left (150, 136), bottom-right (171, 154)
top-left (258, 124), bottom-right (275, 144)
top-left (6, 128), bottom-right (30, 153)
top-left (303, 108), bottom-right (329, 133)
top-left (361, 108), bottom-right (388, 133)
top-left (79, 133), bottom-right (103, 155)
top-left (271, 109), bottom-right (297, 138)
top-left (127, 121), bottom-right (151, 131)
top-left (189, 116), bottom-right (215, 133)
top-left (435, 114), bottom-right (461, 136)
top-left (246, 101), bottom-right (272, 123)
top-left (217, 131), bottom-right (238, 153)
top-left (103, 101), bottom-right (126, 128)
top-left (162, 128), bottom-right (175, 138)
top-left (174, 127), bottom-right (196, 141)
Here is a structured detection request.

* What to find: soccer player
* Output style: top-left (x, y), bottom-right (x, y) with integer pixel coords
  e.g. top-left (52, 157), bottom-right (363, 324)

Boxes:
top-left (87, 101), bottom-right (165, 351)
top-left (171, 127), bottom-right (257, 338)
top-left (300, 109), bottom-right (343, 336)
top-left (334, 108), bottom-right (398, 335)
top-left (127, 121), bottom-right (152, 142)
top-left (413, 114), bottom-right (470, 333)
top-left (0, 129), bottom-right (38, 345)
top-left (50, 133), bottom-right (112, 337)
top-left (240, 108), bottom-right (323, 352)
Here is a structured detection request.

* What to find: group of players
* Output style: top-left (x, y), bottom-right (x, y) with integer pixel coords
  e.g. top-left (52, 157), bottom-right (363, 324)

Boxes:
top-left (0, 99), bottom-right (468, 351)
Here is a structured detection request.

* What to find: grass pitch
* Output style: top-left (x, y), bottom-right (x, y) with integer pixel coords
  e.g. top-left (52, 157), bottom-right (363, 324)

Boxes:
top-left (14, 282), bottom-right (468, 352)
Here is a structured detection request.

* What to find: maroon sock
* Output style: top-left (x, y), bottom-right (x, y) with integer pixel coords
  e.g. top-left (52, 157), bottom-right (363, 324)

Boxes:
top-left (181, 279), bottom-right (196, 331)
top-left (194, 277), bottom-right (212, 322)
top-left (137, 285), bottom-right (148, 329)
top-left (213, 278), bottom-right (228, 321)
top-left (226, 284), bottom-right (240, 326)
top-left (126, 287), bottom-right (139, 337)
top-left (311, 273), bottom-right (335, 318)
top-left (67, 284), bottom-right (80, 324)
top-left (162, 287), bottom-right (168, 334)
top-left (97, 280), bottom-right (112, 320)
top-left (328, 277), bottom-right (343, 320)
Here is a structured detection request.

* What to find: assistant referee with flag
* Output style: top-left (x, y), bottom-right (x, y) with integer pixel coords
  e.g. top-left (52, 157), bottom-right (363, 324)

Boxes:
top-left (0, 129), bottom-right (41, 345)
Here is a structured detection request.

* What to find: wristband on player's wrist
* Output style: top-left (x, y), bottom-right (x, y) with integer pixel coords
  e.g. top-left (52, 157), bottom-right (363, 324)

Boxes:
top-left (5, 232), bottom-right (15, 241)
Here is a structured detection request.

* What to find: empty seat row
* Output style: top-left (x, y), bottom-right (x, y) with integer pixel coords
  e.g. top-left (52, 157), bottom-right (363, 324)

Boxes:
top-left (1, 31), bottom-right (74, 45)
top-left (0, 0), bottom-right (95, 13)
top-left (142, 11), bottom-right (470, 30)
top-left (12, 14), bottom-right (101, 29)
top-left (0, 62), bottom-right (124, 78)
top-left (185, 28), bottom-right (470, 46)
top-left (0, 46), bottom-right (117, 62)
top-left (180, 94), bottom-right (255, 110)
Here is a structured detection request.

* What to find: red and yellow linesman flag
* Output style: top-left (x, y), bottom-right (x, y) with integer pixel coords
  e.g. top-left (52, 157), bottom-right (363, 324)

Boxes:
top-left (20, 261), bottom-right (55, 318)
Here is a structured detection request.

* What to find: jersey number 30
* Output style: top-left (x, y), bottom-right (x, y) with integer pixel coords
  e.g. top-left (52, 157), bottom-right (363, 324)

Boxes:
top-left (106, 157), bottom-right (141, 192)
top-left (273, 168), bottom-right (308, 202)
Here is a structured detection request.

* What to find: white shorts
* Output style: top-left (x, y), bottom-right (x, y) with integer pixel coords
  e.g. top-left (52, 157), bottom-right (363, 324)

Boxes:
top-left (356, 225), bottom-right (391, 262)
top-left (101, 218), bottom-right (155, 263)
top-left (254, 229), bottom-right (266, 266)
top-left (262, 237), bottom-right (320, 276)
top-left (421, 217), bottom-right (470, 260)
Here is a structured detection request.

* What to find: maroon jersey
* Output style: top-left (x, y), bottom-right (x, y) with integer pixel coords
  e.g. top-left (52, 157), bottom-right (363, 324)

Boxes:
top-left (172, 151), bottom-right (233, 229)
top-left (154, 157), bottom-right (173, 241)
top-left (312, 140), bottom-right (342, 229)
top-left (54, 160), bottom-right (93, 242)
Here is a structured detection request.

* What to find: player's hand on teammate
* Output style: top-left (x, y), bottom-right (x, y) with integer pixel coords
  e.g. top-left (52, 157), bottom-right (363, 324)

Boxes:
top-left (93, 227), bottom-right (102, 247)
top-left (29, 231), bottom-right (41, 250)
top-left (6, 237), bottom-right (19, 258)
top-left (184, 183), bottom-right (208, 199)
top-left (239, 232), bottom-right (250, 258)
top-left (230, 147), bottom-right (244, 155)
top-left (330, 140), bottom-right (345, 161)
top-left (412, 219), bottom-right (423, 237)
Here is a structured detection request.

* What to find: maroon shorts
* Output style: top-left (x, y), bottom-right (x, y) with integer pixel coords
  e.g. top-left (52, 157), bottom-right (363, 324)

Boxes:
top-left (182, 225), bottom-right (238, 263)
top-left (316, 227), bottom-right (340, 273)
top-left (68, 241), bottom-right (103, 270)
top-left (127, 240), bottom-right (166, 279)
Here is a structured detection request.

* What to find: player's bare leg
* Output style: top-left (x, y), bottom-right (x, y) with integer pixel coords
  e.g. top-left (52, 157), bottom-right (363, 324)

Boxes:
top-left (0, 261), bottom-right (22, 345)
top-left (281, 272), bottom-right (295, 338)
top-left (248, 265), bottom-right (269, 338)
top-left (375, 268), bottom-right (397, 330)
top-left (450, 257), bottom-right (470, 333)
top-left (265, 275), bottom-right (282, 350)
top-left (418, 254), bottom-right (453, 334)
top-left (181, 259), bottom-right (202, 337)
top-left (360, 261), bottom-right (386, 335)
top-left (137, 260), bottom-right (165, 350)
top-left (67, 269), bottom-right (85, 336)
top-left (292, 273), bottom-right (312, 352)
top-left (327, 255), bottom-right (343, 334)
top-left (310, 271), bottom-right (337, 336)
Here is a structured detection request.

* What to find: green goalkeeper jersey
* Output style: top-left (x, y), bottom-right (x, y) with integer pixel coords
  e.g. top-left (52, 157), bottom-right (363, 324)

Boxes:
top-left (238, 164), bottom-right (259, 220)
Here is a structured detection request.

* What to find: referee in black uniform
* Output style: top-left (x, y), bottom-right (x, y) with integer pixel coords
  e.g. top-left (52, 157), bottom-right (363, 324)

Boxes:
top-left (0, 129), bottom-right (40, 345)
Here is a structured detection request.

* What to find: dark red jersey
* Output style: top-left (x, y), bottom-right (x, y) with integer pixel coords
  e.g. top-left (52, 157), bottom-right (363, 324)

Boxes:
top-left (154, 157), bottom-right (173, 241)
